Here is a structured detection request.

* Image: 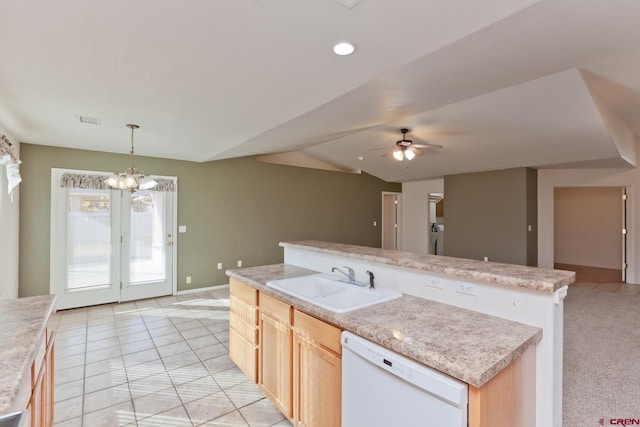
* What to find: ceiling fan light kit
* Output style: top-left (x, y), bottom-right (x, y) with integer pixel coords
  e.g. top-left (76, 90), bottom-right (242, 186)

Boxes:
top-left (388, 128), bottom-right (441, 161)
top-left (394, 128), bottom-right (414, 161)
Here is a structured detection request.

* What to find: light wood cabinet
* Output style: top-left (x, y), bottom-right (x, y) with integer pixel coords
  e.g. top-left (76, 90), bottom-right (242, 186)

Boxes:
top-left (229, 278), bottom-right (259, 382)
top-left (228, 277), bottom-right (533, 427)
top-left (293, 309), bottom-right (342, 427)
top-left (259, 292), bottom-right (293, 418)
top-left (27, 328), bottom-right (55, 427)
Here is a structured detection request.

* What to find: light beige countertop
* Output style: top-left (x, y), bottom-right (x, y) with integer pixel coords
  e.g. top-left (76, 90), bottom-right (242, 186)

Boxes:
top-left (281, 240), bottom-right (575, 292)
top-left (0, 294), bottom-right (56, 416)
top-left (227, 264), bottom-right (542, 388)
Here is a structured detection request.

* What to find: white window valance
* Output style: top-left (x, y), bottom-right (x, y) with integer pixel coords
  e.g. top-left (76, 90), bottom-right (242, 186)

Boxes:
top-left (0, 134), bottom-right (22, 200)
top-left (60, 173), bottom-right (176, 192)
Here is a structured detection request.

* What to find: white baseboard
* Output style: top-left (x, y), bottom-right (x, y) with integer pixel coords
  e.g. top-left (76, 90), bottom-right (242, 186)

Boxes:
top-left (176, 284), bottom-right (229, 295)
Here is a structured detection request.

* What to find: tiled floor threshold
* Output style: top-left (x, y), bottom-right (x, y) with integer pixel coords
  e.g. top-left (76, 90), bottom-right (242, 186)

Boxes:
top-left (52, 287), bottom-right (292, 427)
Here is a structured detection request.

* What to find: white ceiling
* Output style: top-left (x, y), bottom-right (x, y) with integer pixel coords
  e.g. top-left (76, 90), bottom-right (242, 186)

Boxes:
top-left (1, 0), bottom-right (640, 182)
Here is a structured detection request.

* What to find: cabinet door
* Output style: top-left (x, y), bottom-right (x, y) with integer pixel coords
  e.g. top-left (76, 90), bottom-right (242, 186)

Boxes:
top-left (260, 312), bottom-right (292, 418)
top-left (44, 337), bottom-right (55, 427)
top-left (293, 334), bottom-right (342, 427)
top-left (30, 362), bottom-right (45, 427)
top-left (293, 310), bottom-right (341, 427)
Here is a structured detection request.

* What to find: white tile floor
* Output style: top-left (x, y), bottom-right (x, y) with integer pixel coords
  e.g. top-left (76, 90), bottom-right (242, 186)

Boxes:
top-left (52, 287), bottom-right (293, 427)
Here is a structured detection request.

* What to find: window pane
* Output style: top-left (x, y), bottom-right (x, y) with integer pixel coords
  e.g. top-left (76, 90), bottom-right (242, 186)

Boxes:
top-left (129, 191), bottom-right (167, 284)
top-left (66, 189), bottom-right (111, 289)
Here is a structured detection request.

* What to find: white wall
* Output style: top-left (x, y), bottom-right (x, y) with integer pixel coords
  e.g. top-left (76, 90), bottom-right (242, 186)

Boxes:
top-left (401, 179), bottom-right (444, 254)
top-left (0, 126), bottom-right (20, 299)
top-left (539, 168), bottom-right (638, 283)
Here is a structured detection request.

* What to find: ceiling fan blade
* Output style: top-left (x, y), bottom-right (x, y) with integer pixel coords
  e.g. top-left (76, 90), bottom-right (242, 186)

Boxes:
top-left (412, 143), bottom-right (443, 149)
top-left (409, 148), bottom-right (425, 157)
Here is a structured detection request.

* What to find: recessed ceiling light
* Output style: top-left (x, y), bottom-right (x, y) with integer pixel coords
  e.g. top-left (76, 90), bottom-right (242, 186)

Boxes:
top-left (358, 156), bottom-right (364, 161)
top-left (333, 41), bottom-right (356, 56)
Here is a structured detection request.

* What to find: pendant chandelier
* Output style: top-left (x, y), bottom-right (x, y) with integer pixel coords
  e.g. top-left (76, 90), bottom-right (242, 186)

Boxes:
top-left (104, 124), bottom-right (157, 192)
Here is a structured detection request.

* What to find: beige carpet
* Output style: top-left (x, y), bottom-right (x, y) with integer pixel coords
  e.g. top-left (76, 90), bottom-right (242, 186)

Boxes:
top-left (563, 284), bottom-right (640, 426)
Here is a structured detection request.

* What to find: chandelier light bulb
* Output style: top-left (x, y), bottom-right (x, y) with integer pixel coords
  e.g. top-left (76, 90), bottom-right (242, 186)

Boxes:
top-left (393, 149), bottom-right (404, 161)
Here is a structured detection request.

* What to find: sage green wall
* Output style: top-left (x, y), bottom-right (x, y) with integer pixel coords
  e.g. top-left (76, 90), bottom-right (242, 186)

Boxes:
top-left (19, 144), bottom-right (401, 297)
top-left (443, 167), bottom-right (537, 266)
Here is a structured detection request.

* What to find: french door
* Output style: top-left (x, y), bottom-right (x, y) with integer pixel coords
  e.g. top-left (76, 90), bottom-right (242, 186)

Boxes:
top-left (51, 169), bottom-right (177, 310)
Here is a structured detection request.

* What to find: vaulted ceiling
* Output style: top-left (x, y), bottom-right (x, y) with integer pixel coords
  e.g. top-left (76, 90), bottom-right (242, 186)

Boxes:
top-left (1, 0), bottom-right (640, 182)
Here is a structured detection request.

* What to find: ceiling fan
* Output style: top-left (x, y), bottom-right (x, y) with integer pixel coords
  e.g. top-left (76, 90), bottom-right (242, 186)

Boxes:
top-left (387, 128), bottom-right (442, 161)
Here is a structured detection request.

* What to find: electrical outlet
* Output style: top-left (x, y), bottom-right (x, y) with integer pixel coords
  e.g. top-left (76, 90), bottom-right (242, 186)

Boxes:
top-left (456, 282), bottom-right (477, 296)
top-left (483, 256), bottom-right (489, 262)
top-left (217, 262), bottom-right (222, 270)
top-left (237, 260), bottom-right (242, 267)
top-left (425, 277), bottom-right (443, 289)
top-left (186, 276), bottom-right (191, 284)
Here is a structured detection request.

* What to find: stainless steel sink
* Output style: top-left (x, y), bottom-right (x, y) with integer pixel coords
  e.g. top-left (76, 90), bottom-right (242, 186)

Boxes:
top-left (266, 273), bottom-right (401, 313)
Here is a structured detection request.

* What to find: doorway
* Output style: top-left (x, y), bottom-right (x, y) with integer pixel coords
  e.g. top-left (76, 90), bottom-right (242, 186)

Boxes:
top-left (51, 169), bottom-right (177, 309)
top-left (382, 192), bottom-right (402, 250)
top-left (428, 193), bottom-right (444, 255)
top-left (553, 186), bottom-right (626, 283)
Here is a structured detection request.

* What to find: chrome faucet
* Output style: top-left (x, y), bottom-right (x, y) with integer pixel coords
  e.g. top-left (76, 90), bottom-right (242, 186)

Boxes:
top-left (331, 266), bottom-right (372, 288)
top-left (332, 266), bottom-right (355, 283)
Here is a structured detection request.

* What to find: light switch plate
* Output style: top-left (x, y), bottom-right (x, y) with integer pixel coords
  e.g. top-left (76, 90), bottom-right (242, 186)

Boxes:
top-left (179, 225), bottom-right (187, 233)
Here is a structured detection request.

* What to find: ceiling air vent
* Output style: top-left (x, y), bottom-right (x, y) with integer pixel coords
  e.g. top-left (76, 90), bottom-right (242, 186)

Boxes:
top-left (78, 115), bottom-right (101, 125)
top-left (334, 0), bottom-right (362, 9)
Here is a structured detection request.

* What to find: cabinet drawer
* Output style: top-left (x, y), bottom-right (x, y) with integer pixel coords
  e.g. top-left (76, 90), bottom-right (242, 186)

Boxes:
top-left (230, 278), bottom-right (258, 305)
top-left (294, 310), bottom-right (342, 355)
top-left (230, 294), bottom-right (258, 324)
top-left (230, 312), bottom-right (259, 344)
top-left (229, 328), bottom-right (258, 383)
top-left (260, 293), bottom-right (291, 324)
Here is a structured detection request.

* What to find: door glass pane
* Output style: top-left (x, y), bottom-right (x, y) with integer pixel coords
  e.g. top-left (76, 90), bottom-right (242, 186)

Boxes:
top-left (67, 189), bottom-right (111, 289)
top-left (129, 191), bottom-right (167, 285)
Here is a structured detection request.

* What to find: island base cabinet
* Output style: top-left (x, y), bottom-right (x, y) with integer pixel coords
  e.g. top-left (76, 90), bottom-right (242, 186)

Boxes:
top-left (293, 310), bottom-right (342, 427)
top-left (259, 293), bottom-right (293, 419)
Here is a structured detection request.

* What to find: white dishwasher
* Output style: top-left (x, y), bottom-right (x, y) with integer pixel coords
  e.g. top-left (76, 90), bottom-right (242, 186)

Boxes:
top-left (341, 332), bottom-right (468, 427)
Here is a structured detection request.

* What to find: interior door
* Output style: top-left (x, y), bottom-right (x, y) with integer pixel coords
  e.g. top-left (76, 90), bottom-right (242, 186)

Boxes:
top-left (382, 192), bottom-right (402, 250)
top-left (120, 190), bottom-right (174, 301)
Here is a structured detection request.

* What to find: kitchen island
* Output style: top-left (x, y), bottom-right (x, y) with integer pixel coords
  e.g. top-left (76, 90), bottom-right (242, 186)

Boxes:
top-left (227, 263), bottom-right (541, 388)
top-left (0, 295), bottom-right (56, 426)
top-left (228, 241), bottom-right (574, 427)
